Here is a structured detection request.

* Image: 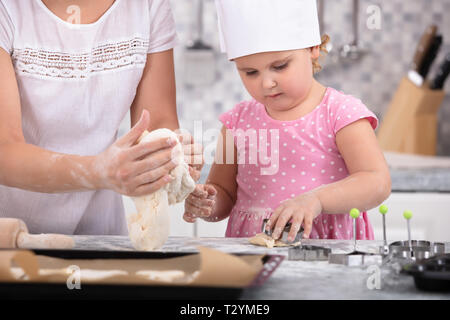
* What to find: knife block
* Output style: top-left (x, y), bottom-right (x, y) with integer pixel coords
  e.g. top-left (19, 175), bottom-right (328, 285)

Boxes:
top-left (377, 76), bottom-right (445, 155)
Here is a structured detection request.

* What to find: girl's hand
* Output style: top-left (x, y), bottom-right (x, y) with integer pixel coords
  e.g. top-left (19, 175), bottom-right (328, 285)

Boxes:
top-left (266, 192), bottom-right (323, 241)
top-left (183, 184), bottom-right (217, 223)
top-left (93, 110), bottom-right (180, 197)
top-left (178, 132), bottom-right (204, 182)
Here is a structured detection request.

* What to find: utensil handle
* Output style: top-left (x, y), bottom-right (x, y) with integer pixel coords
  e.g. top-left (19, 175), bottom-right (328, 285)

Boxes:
top-left (407, 220), bottom-right (412, 252)
top-left (17, 232), bottom-right (74, 249)
top-left (196, 0), bottom-right (204, 42)
top-left (412, 25), bottom-right (437, 71)
top-left (352, 0), bottom-right (359, 45)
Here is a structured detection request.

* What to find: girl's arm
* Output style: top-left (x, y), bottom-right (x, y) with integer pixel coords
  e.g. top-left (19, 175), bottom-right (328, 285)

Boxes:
top-left (267, 118), bottom-right (391, 240)
top-left (184, 126), bottom-right (238, 222)
top-left (314, 118), bottom-right (391, 213)
top-left (0, 49), bottom-right (177, 196)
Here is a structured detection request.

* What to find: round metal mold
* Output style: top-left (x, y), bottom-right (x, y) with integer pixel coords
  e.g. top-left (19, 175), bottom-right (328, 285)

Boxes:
top-left (389, 240), bottom-right (445, 260)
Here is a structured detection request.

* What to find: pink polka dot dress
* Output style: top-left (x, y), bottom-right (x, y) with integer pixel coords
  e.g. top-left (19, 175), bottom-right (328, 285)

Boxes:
top-left (219, 87), bottom-right (378, 240)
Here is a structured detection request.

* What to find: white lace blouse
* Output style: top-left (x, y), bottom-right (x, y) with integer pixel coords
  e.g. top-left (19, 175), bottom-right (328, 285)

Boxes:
top-left (0, 0), bottom-right (178, 235)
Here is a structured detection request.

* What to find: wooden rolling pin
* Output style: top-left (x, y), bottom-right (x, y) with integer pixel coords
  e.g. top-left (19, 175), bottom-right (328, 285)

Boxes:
top-left (0, 218), bottom-right (74, 249)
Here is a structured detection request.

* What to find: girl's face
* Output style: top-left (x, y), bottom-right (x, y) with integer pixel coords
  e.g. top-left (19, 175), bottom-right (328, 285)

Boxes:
top-left (235, 48), bottom-right (319, 113)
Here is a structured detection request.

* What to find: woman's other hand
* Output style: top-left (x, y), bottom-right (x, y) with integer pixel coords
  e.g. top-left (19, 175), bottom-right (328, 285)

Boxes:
top-left (177, 132), bottom-right (204, 182)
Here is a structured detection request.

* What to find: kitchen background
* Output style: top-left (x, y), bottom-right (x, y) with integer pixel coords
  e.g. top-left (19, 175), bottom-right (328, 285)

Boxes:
top-left (173, 0), bottom-right (450, 153)
top-left (119, 0), bottom-right (450, 240)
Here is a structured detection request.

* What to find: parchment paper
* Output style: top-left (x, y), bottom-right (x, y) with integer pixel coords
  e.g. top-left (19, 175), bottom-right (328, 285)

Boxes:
top-left (0, 247), bottom-right (264, 288)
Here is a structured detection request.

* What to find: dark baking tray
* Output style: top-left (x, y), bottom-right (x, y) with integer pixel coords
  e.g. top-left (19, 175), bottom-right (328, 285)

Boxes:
top-left (402, 254), bottom-right (450, 292)
top-left (0, 249), bottom-right (284, 300)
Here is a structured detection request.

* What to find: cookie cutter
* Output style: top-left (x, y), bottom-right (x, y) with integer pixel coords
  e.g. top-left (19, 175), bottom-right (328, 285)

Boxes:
top-left (261, 219), bottom-right (304, 243)
top-left (329, 208), bottom-right (383, 266)
top-left (288, 245), bottom-right (331, 261)
top-left (389, 240), bottom-right (445, 260)
top-left (328, 251), bottom-right (383, 267)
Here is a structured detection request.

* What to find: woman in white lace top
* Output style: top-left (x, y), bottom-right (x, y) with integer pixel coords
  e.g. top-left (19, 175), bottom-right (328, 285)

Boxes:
top-left (0, 0), bottom-right (202, 235)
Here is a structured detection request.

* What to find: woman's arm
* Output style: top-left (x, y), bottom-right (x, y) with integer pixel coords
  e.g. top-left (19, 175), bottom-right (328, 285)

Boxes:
top-left (130, 49), bottom-right (178, 130)
top-left (0, 49), bottom-right (96, 193)
top-left (313, 118), bottom-right (391, 213)
top-left (0, 49), bottom-right (176, 196)
top-left (130, 49), bottom-right (204, 181)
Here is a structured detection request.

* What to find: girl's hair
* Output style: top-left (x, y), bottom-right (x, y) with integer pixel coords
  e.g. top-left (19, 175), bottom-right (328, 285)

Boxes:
top-left (312, 34), bottom-right (330, 74)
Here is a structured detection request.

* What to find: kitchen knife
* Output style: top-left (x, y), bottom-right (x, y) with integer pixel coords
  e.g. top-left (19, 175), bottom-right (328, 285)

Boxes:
top-left (430, 52), bottom-right (450, 90)
top-left (408, 25), bottom-right (438, 86)
top-left (411, 25), bottom-right (438, 72)
top-left (419, 34), bottom-right (442, 80)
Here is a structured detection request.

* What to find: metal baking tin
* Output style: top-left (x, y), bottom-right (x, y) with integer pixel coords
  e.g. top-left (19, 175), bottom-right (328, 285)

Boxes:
top-left (402, 254), bottom-right (450, 292)
top-left (288, 245), bottom-right (331, 261)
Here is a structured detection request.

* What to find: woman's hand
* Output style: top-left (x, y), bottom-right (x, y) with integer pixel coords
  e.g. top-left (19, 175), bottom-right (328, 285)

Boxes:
top-left (93, 110), bottom-right (180, 197)
top-left (265, 192), bottom-right (323, 241)
top-left (183, 184), bottom-right (217, 223)
top-left (177, 132), bottom-right (204, 182)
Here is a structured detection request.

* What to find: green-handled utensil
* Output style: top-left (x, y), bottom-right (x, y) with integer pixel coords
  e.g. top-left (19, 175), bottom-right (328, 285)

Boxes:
top-left (350, 208), bottom-right (360, 251)
top-left (403, 210), bottom-right (413, 255)
top-left (379, 205), bottom-right (389, 254)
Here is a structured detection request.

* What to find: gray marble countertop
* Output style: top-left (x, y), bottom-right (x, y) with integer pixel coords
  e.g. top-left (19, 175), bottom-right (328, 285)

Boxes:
top-left (389, 168), bottom-right (450, 192)
top-left (72, 236), bottom-right (450, 300)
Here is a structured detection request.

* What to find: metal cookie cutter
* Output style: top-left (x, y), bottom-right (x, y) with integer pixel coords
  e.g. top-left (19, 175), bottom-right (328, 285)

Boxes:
top-left (262, 219), bottom-right (304, 243)
top-left (328, 208), bottom-right (383, 267)
top-left (288, 245), bottom-right (331, 261)
top-left (389, 240), bottom-right (445, 261)
top-left (328, 251), bottom-right (383, 267)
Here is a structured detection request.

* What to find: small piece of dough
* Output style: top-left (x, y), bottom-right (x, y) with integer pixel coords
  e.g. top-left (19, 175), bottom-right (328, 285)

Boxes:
top-left (127, 129), bottom-right (196, 251)
top-left (11, 267), bottom-right (197, 283)
top-left (10, 268), bottom-right (128, 281)
top-left (135, 270), bottom-right (186, 282)
top-left (249, 233), bottom-right (300, 248)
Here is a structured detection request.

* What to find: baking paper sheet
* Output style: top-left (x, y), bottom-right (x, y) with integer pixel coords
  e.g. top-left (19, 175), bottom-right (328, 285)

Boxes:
top-left (0, 247), bottom-right (264, 288)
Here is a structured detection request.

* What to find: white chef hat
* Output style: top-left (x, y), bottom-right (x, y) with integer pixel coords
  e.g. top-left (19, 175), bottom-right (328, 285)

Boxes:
top-left (215, 0), bottom-right (322, 60)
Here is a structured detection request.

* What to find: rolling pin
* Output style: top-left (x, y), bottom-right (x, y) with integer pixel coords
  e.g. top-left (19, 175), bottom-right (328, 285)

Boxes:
top-left (0, 218), bottom-right (74, 249)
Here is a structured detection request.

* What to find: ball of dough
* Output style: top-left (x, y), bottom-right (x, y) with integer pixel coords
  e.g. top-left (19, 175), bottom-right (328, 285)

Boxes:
top-left (127, 129), bottom-right (196, 251)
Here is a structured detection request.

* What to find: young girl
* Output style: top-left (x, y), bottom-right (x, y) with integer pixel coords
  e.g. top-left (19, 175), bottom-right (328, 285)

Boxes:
top-left (183, 0), bottom-right (391, 241)
top-left (0, 0), bottom-right (203, 235)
